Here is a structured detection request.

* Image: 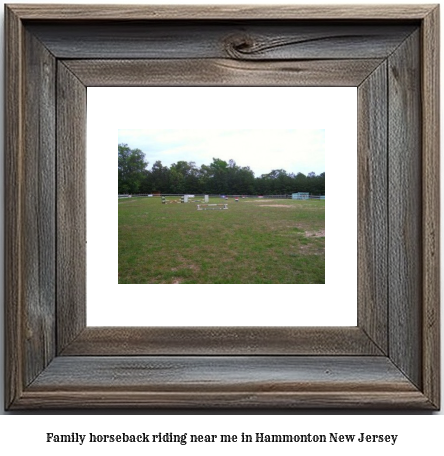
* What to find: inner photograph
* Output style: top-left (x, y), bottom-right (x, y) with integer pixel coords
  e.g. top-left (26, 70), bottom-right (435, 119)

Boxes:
top-left (118, 128), bottom-right (325, 284)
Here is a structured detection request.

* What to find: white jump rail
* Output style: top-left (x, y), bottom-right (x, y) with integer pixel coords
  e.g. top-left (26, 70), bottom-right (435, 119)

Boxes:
top-left (197, 203), bottom-right (228, 210)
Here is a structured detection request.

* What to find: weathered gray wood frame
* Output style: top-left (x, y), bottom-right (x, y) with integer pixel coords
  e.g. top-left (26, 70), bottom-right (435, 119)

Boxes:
top-left (5, 4), bottom-right (440, 409)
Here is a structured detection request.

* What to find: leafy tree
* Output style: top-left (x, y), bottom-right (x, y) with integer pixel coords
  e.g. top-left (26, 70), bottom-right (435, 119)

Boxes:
top-left (170, 161), bottom-right (200, 193)
top-left (118, 144), bottom-right (148, 194)
top-left (118, 144), bottom-right (325, 195)
top-left (168, 167), bottom-right (185, 194)
top-left (197, 164), bottom-right (213, 193)
top-left (210, 158), bottom-right (229, 194)
top-left (150, 160), bottom-right (170, 192)
top-left (237, 166), bottom-right (256, 194)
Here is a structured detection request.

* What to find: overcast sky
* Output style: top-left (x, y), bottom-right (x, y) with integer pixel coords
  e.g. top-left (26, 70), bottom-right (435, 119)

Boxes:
top-left (118, 129), bottom-right (325, 177)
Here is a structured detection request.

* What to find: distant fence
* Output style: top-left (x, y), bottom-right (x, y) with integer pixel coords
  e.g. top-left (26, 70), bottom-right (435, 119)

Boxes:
top-left (120, 193), bottom-right (325, 199)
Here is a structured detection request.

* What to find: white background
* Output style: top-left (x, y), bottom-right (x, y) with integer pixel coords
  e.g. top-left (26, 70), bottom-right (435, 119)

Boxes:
top-left (0, 0), bottom-right (442, 451)
top-left (87, 87), bottom-right (357, 326)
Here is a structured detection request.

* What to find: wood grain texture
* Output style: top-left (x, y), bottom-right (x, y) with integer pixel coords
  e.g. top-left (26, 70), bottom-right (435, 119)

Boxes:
top-left (15, 390), bottom-right (434, 410)
top-left (56, 62), bottom-right (87, 353)
top-left (27, 22), bottom-right (416, 60)
top-left (357, 62), bottom-right (388, 354)
top-left (388, 30), bottom-right (423, 389)
top-left (7, 4), bottom-right (435, 20)
top-left (421, 5), bottom-right (440, 409)
top-left (21, 28), bottom-right (57, 387)
top-left (28, 356), bottom-right (417, 390)
top-left (5, 10), bottom-right (58, 409)
top-left (64, 59), bottom-right (383, 87)
top-left (61, 327), bottom-right (382, 356)
top-left (4, 4), bottom-right (24, 411)
top-left (14, 356), bottom-right (432, 409)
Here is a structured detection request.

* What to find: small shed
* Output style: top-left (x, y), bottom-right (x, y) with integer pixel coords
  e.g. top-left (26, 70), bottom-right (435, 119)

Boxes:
top-left (292, 192), bottom-right (309, 200)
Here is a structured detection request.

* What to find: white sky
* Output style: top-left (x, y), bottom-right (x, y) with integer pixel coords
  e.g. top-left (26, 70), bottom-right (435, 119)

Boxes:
top-left (118, 129), bottom-right (325, 177)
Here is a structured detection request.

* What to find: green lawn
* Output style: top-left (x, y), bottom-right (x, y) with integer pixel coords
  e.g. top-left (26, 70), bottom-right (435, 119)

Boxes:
top-left (118, 197), bottom-right (325, 284)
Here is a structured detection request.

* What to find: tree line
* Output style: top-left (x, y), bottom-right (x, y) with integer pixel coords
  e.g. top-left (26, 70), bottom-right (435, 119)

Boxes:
top-left (118, 143), bottom-right (325, 196)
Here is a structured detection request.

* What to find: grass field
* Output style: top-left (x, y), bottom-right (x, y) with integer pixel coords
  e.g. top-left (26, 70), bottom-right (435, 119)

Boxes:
top-left (118, 197), bottom-right (325, 284)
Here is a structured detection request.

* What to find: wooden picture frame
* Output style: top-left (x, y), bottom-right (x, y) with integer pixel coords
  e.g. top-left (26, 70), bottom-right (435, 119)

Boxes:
top-left (5, 4), bottom-right (440, 410)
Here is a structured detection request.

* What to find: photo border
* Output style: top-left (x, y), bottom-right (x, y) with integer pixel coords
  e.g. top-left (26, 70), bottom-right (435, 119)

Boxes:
top-left (5, 4), bottom-right (440, 409)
